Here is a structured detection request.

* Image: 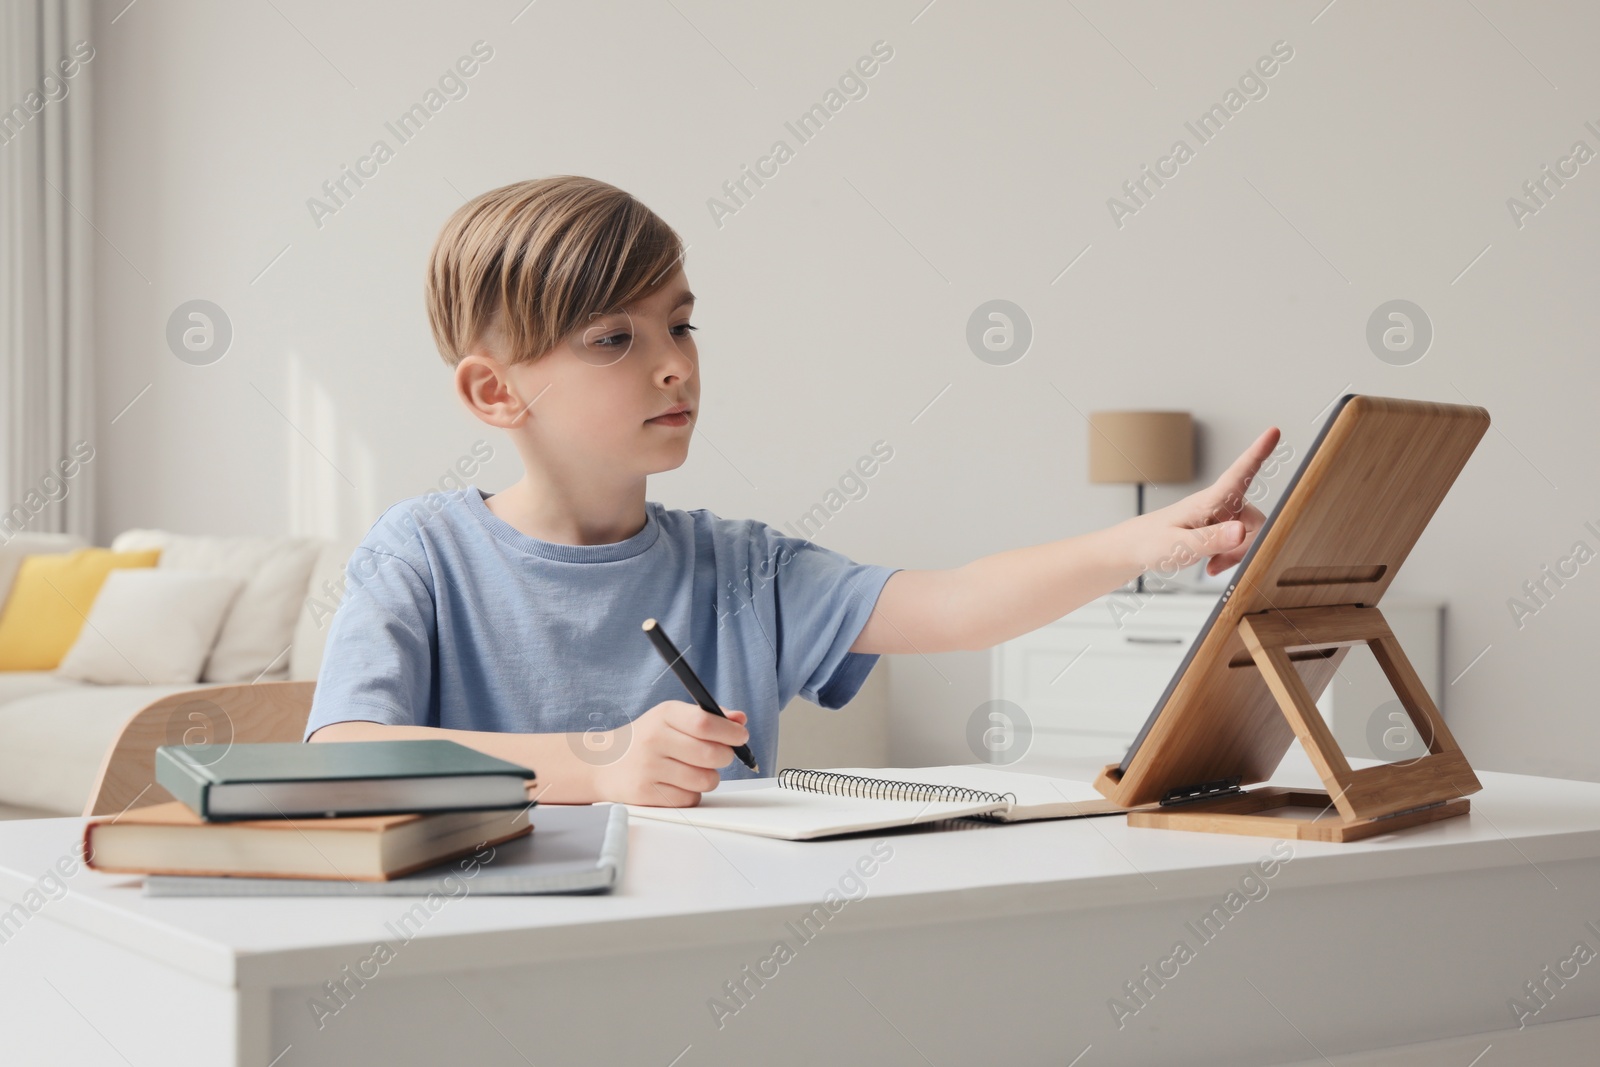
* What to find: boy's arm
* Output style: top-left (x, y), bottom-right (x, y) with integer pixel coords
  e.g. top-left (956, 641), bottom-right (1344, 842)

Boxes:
top-left (310, 702), bottom-right (752, 807)
top-left (850, 427), bottom-right (1280, 655)
top-left (310, 720), bottom-right (604, 804)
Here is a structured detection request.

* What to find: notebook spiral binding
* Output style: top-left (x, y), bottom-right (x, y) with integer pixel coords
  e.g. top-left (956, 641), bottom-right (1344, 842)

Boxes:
top-left (776, 768), bottom-right (1017, 812)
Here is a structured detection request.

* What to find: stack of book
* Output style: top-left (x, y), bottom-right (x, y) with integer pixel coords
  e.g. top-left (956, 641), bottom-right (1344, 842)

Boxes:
top-left (85, 740), bottom-right (536, 882)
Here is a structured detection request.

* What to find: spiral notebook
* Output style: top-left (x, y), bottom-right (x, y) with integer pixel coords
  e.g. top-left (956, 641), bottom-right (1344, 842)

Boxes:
top-left (624, 765), bottom-right (1130, 840)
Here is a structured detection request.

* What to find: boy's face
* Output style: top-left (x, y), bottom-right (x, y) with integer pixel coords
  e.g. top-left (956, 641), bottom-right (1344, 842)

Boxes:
top-left (490, 268), bottom-right (699, 479)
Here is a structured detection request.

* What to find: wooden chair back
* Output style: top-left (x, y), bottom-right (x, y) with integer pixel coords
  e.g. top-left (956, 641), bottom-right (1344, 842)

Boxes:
top-left (84, 681), bottom-right (315, 817)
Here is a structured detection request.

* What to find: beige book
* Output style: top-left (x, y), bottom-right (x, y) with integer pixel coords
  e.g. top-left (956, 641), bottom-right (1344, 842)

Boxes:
top-left (85, 801), bottom-right (531, 881)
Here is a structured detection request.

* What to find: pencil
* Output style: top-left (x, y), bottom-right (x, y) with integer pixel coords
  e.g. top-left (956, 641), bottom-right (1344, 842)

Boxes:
top-left (641, 618), bottom-right (759, 773)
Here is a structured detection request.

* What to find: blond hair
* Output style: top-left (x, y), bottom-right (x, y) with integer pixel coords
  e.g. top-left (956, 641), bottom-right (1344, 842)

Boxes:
top-left (425, 175), bottom-right (684, 367)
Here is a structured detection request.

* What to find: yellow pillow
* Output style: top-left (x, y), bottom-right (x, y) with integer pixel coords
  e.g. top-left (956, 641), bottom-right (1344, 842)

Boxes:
top-left (0, 548), bottom-right (162, 670)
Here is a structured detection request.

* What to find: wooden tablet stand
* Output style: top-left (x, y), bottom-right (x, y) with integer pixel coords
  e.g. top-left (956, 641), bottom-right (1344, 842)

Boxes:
top-left (1108, 603), bottom-right (1479, 843)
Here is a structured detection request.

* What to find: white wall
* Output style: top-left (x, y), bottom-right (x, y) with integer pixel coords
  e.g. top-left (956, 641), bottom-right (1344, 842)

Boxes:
top-left (89, 1), bottom-right (1600, 781)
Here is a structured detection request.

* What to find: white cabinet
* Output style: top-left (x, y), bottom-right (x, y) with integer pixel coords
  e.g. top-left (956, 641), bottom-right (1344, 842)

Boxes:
top-left (990, 592), bottom-right (1444, 767)
top-left (991, 594), bottom-right (1217, 765)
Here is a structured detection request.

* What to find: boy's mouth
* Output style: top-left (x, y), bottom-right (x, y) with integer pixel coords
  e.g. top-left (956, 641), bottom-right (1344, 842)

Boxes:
top-left (646, 404), bottom-right (692, 427)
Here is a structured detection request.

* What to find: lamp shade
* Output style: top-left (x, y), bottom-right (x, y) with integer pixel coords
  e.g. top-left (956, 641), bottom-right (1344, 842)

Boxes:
top-left (1088, 411), bottom-right (1195, 485)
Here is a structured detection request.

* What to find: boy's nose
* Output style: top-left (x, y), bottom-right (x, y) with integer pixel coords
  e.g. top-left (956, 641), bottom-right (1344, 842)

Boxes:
top-left (651, 341), bottom-right (694, 384)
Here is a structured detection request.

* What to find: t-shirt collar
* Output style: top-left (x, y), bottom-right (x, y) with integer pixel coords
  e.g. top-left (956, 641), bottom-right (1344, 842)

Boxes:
top-left (463, 486), bottom-right (661, 563)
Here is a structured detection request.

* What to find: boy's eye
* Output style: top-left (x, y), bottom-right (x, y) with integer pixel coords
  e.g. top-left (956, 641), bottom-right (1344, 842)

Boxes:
top-left (585, 324), bottom-right (694, 348)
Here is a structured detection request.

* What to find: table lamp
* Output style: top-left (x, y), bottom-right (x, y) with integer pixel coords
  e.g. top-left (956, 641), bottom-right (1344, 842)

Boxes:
top-left (1089, 410), bottom-right (1195, 594)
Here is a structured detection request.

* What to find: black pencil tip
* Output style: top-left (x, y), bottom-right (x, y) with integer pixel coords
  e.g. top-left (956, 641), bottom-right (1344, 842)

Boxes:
top-left (642, 618), bottom-right (655, 631)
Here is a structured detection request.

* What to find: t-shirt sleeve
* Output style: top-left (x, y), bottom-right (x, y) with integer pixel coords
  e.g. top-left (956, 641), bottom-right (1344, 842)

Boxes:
top-left (756, 524), bottom-right (900, 710)
top-left (302, 546), bottom-right (438, 739)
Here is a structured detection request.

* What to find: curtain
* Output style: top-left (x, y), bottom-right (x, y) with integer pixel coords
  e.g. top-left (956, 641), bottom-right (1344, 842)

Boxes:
top-left (0, 0), bottom-right (94, 543)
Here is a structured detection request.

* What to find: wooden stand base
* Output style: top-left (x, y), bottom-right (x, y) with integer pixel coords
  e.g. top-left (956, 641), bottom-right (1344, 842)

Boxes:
top-left (1109, 604), bottom-right (1482, 843)
top-left (1127, 786), bottom-right (1472, 843)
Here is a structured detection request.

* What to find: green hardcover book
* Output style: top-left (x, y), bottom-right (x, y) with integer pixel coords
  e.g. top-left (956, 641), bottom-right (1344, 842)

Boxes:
top-left (156, 740), bottom-right (536, 821)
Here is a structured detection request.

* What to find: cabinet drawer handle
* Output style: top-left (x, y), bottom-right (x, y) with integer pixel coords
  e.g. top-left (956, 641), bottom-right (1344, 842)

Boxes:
top-left (1124, 635), bottom-right (1184, 645)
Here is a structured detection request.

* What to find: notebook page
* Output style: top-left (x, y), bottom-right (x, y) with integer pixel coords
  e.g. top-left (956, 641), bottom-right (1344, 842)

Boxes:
top-left (806, 766), bottom-right (1124, 821)
top-left (625, 782), bottom-right (1005, 840)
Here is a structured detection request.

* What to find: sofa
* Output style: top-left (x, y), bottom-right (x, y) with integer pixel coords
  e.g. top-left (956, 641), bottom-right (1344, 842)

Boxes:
top-left (0, 529), bottom-right (358, 816)
top-left (0, 528), bottom-right (889, 817)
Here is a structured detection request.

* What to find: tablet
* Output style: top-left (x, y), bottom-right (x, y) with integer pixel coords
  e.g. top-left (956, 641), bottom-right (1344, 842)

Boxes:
top-left (1099, 394), bottom-right (1490, 808)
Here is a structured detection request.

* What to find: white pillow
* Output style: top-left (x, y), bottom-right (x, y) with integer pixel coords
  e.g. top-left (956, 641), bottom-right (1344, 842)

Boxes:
top-left (108, 530), bottom-right (318, 683)
top-left (55, 569), bottom-right (245, 685)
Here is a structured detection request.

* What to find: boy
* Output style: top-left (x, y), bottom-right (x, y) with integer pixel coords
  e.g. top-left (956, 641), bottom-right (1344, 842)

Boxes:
top-left (306, 175), bottom-right (1279, 806)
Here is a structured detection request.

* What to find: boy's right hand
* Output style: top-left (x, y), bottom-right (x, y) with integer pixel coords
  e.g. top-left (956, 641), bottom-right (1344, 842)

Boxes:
top-left (590, 701), bottom-right (750, 807)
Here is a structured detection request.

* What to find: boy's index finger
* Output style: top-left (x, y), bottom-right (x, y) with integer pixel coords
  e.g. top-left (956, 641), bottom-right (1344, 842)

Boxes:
top-left (705, 710), bottom-right (750, 744)
top-left (1211, 426), bottom-right (1281, 504)
top-left (671, 702), bottom-right (749, 743)
top-left (1226, 426), bottom-right (1280, 482)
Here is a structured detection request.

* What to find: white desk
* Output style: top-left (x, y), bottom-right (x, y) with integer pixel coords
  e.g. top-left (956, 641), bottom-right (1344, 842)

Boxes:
top-left (4, 752), bottom-right (1600, 1067)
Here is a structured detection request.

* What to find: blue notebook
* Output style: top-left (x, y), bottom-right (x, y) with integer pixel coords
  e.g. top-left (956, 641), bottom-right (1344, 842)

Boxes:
top-left (142, 803), bottom-right (626, 896)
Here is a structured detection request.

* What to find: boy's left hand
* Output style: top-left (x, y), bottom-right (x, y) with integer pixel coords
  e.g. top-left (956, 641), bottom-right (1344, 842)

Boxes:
top-left (1124, 426), bottom-right (1281, 579)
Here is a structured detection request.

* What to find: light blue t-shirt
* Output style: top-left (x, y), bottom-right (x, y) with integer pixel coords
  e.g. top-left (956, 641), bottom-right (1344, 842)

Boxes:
top-left (303, 487), bottom-right (899, 779)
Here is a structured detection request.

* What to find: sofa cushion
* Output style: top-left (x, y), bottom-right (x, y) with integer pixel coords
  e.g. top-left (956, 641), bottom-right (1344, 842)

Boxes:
top-left (0, 531), bottom-right (89, 608)
top-left (0, 670), bottom-right (77, 705)
top-left (290, 537), bottom-right (362, 681)
top-left (110, 530), bottom-right (318, 683)
top-left (0, 683), bottom-right (209, 814)
top-left (0, 548), bottom-right (163, 671)
top-left (56, 569), bottom-right (246, 685)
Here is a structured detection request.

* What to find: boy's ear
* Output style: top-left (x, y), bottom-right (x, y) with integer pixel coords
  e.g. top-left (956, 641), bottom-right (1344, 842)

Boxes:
top-left (455, 353), bottom-right (532, 428)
